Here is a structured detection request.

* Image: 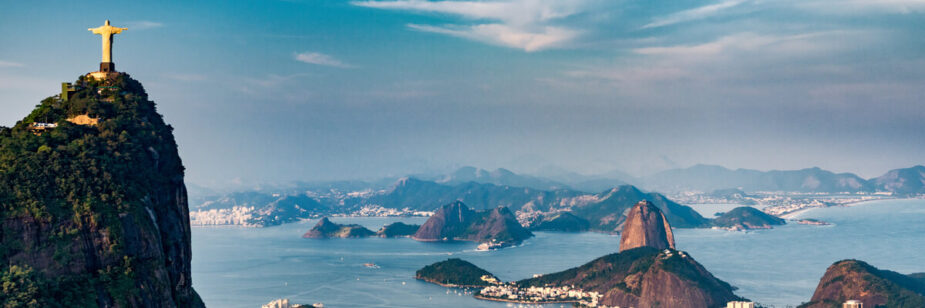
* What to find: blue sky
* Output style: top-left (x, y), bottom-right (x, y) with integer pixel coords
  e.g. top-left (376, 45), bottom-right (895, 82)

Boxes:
top-left (1, 0), bottom-right (924, 187)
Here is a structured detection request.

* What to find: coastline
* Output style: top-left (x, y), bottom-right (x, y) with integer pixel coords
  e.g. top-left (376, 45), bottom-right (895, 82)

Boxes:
top-left (473, 294), bottom-right (579, 305)
top-left (778, 197), bottom-right (898, 219)
top-left (414, 277), bottom-right (486, 289)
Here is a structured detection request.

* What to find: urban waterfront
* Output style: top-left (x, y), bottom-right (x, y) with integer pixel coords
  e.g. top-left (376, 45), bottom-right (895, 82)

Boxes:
top-left (192, 199), bottom-right (925, 307)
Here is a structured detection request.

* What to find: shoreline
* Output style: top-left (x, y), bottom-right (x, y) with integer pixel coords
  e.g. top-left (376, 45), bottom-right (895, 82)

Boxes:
top-left (778, 197), bottom-right (897, 219)
top-left (473, 294), bottom-right (579, 305)
top-left (415, 277), bottom-right (486, 289)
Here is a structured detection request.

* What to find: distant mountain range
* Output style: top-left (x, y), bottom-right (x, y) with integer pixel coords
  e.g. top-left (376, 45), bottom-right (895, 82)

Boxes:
top-left (647, 164), bottom-right (925, 194)
top-left (189, 164), bottom-right (923, 227)
top-left (424, 164), bottom-right (925, 195)
top-left (431, 166), bottom-right (570, 191)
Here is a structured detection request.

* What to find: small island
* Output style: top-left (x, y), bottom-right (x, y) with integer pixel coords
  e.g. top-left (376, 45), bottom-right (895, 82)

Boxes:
top-left (712, 206), bottom-right (786, 230)
top-left (415, 258), bottom-right (499, 288)
top-left (795, 218), bottom-right (831, 226)
top-left (302, 217), bottom-right (376, 238)
top-left (376, 222), bottom-right (421, 238)
top-left (413, 201), bottom-right (533, 249)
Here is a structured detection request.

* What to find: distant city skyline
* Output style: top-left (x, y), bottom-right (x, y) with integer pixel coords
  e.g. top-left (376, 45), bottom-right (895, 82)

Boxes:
top-left (2, 0), bottom-right (923, 187)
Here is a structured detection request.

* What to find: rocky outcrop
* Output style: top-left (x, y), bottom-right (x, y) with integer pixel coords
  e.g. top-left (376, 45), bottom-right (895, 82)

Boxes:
top-left (619, 200), bottom-right (675, 251)
top-left (712, 206), bottom-right (786, 230)
top-left (412, 201), bottom-right (532, 246)
top-left (518, 247), bottom-right (742, 307)
top-left (302, 217), bottom-right (375, 238)
top-left (528, 212), bottom-right (590, 232)
top-left (0, 74), bottom-right (202, 306)
top-left (800, 260), bottom-right (925, 308)
top-left (376, 222), bottom-right (420, 237)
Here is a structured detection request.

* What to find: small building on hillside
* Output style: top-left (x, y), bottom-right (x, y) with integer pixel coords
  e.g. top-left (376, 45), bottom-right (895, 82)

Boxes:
top-left (843, 300), bottom-right (863, 308)
top-left (726, 301), bottom-right (755, 308)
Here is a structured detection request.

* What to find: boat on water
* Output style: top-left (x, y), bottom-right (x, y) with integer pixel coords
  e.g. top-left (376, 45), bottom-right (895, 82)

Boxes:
top-left (363, 263), bottom-right (380, 269)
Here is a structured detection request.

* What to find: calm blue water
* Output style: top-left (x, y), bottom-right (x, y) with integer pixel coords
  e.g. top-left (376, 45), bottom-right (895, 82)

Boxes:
top-left (192, 199), bottom-right (925, 307)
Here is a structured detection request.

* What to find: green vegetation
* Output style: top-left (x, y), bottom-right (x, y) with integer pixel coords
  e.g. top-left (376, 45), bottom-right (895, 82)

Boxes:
top-left (518, 247), bottom-right (740, 305)
top-left (518, 247), bottom-right (662, 290)
top-left (0, 73), bottom-right (189, 305)
top-left (529, 212), bottom-right (590, 232)
top-left (377, 222), bottom-right (420, 237)
top-left (415, 258), bottom-right (496, 287)
top-left (712, 206), bottom-right (785, 229)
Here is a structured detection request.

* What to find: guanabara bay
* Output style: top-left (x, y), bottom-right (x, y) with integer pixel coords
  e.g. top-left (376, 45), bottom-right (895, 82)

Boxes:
top-left (3, 3), bottom-right (925, 308)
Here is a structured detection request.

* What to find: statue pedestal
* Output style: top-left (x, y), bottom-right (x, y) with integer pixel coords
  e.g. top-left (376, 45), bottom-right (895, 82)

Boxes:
top-left (87, 62), bottom-right (121, 79)
top-left (87, 71), bottom-right (121, 80)
top-left (100, 62), bottom-right (115, 73)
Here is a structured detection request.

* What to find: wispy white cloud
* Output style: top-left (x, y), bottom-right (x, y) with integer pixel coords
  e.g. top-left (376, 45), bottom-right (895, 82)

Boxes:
top-left (294, 52), bottom-right (354, 68)
top-left (642, 0), bottom-right (747, 29)
top-left (125, 21), bottom-right (164, 30)
top-left (408, 23), bottom-right (579, 52)
top-left (632, 32), bottom-right (833, 57)
top-left (561, 30), bottom-right (886, 97)
top-left (0, 60), bottom-right (24, 68)
top-left (352, 0), bottom-right (601, 51)
top-left (792, 0), bottom-right (925, 14)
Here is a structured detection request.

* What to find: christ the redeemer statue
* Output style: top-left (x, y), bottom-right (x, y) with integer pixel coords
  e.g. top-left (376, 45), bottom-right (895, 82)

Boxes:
top-left (89, 20), bottom-right (127, 72)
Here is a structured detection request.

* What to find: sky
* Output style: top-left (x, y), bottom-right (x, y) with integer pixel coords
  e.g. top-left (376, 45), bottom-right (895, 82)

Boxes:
top-left (1, 0), bottom-right (923, 188)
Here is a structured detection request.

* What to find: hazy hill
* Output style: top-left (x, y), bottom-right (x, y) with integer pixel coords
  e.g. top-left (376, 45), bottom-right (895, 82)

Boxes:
top-left (532, 165), bottom-right (634, 193)
top-left (363, 177), bottom-right (584, 212)
top-left (644, 164), bottom-right (874, 193)
top-left (528, 212), bottom-right (590, 232)
top-left (570, 185), bottom-right (709, 232)
top-left (434, 166), bottom-right (570, 191)
top-left (872, 165), bottom-right (925, 196)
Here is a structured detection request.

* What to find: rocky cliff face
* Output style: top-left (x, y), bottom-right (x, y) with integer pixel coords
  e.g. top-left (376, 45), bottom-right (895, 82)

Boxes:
top-left (302, 217), bottom-right (375, 238)
top-left (518, 247), bottom-right (741, 307)
top-left (412, 201), bottom-right (532, 245)
top-left (0, 74), bottom-right (202, 307)
top-left (800, 260), bottom-right (925, 308)
top-left (619, 200), bottom-right (675, 251)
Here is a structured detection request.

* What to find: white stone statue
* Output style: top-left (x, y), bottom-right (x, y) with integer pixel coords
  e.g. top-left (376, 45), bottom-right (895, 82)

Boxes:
top-left (88, 20), bottom-right (127, 63)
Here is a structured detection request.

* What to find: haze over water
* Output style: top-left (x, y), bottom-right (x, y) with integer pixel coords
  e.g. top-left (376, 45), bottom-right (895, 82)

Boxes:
top-left (192, 199), bottom-right (925, 307)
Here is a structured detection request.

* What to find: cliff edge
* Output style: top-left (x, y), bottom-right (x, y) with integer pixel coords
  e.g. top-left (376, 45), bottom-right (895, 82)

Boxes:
top-left (0, 74), bottom-right (203, 307)
top-left (619, 200), bottom-right (675, 251)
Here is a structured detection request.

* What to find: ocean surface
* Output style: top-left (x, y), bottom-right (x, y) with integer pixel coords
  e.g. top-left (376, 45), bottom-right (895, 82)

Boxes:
top-left (192, 199), bottom-right (925, 307)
